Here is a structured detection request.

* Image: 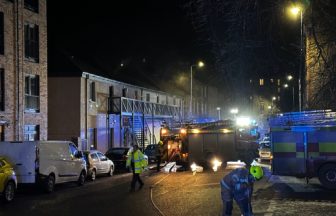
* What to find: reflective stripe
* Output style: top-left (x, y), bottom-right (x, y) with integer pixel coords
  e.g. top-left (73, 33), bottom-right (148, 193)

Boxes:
top-left (221, 179), bottom-right (231, 190)
top-left (273, 142), bottom-right (296, 152)
top-left (319, 142), bottom-right (336, 152)
top-left (296, 152), bottom-right (304, 158)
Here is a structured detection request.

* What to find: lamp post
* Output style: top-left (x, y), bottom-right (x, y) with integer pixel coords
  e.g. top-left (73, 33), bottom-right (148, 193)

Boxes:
top-left (271, 96), bottom-right (276, 114)
top-left (216, 107), bottom-right (221, 121)
top-left (190, 61), bottom-right (204, 118)
top-left (286, 75), bottom-right (295, 110)
top-left (289, 6), bottom-right (303, 112)
top-left (230, 108), bottom-right (238, 119)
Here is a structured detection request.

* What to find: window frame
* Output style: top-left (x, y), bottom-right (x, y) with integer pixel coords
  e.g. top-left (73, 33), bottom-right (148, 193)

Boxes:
top-left (0, 12), bottom-right (4, 55)
top-left (25, 74), bottom-right (40, 112)
top-left (24, 23), bottom-right (39, 62)
top-left (24, 0), bottom-right (39, 13)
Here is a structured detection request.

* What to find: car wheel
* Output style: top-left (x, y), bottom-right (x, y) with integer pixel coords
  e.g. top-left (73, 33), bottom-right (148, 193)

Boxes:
top-left (45, 174), bottom-right (55, 193)
top-left (3, 181), bottom-right (15, 202)
top-left (78, 171), bottom-right (85, 186)
top-left (318, 164), bottom-right (336, 189)
top-left (108, 166), bottom-right (114, 176)
top-left (91, 169), bottom-right (96, 181)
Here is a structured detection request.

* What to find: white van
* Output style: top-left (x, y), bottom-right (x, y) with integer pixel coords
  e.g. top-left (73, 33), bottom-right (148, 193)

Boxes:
top-left (0, 141), bottom-right (87, 193)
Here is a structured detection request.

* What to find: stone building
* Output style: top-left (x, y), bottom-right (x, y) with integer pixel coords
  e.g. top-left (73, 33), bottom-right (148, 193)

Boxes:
top-left (0, 0), bottom-right (47, 141)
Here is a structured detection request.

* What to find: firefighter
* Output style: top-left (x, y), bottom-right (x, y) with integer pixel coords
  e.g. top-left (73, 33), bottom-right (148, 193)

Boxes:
top-left (220, 165), bottom-right (263, 216)
top-left (126, 144), bottom-right (147, 192)
top-left (156, 140), bottom-right (164, 172)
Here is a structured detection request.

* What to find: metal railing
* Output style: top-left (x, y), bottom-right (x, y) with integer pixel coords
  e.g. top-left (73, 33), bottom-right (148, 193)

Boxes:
top-left (109, 97), bottom-right (182, 120)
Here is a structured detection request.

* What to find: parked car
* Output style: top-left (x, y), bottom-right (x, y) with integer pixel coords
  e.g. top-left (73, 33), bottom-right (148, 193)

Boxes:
top-left (83, 150), bottom-right (114, 181)
top-left (0, 141), bottom-right (87, 193)
top-left (105, 147), bottom-right (130, 171)
top-left (258, 137), bottom-right (272, 161)
top-left (144, 144), bottom-right (158, 163)
top-left (0, 157), bottom-right (17, 202)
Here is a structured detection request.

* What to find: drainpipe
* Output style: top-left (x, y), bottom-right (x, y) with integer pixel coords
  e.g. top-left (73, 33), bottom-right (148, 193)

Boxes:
top-left (15, 0), bottom-right (20, 140)
top-left (85, 74), bottom-right (89, 150)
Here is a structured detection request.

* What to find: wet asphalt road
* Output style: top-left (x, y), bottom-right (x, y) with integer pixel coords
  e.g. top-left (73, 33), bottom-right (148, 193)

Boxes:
top-left (0, 164), bottom-right (336, 216)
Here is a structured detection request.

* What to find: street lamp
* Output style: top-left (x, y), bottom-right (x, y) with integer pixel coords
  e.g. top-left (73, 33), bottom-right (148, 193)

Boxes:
top-left (289, 5), bottom-right (303, 112)
top-left (216, 107), bottom-right (221, 120)
top-left (190, 61), bottom-right (204, 118)
top-left (230, 108), bottom-right (238, 119)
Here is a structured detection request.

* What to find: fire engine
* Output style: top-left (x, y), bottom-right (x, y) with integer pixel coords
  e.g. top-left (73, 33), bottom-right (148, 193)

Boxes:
top-left (159, 120), bottom-right (259, 170)
top-left (269, 110), bottom-right (336, 189)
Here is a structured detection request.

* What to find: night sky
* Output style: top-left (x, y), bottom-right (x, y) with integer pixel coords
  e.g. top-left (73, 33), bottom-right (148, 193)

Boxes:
top-left (47, 0), bottom-right (206, 89)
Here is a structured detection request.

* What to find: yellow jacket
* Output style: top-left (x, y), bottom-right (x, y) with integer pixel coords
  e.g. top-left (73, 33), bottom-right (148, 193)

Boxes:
top-left (126, 149), bottom-right (147, 173)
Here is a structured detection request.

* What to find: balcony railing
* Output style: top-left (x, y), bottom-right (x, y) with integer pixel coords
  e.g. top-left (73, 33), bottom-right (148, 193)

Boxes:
top-left (109, 97), bottom-right (182, 120)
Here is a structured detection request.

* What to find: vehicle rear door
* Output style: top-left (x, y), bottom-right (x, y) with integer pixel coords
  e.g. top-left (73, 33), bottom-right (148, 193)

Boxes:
top-left (97, 152), bottom-right (109, 173)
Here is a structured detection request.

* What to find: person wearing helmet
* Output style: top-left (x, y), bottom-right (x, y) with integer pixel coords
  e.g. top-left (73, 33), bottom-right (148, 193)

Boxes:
top-left (220, 165), bottom-right (263, 216)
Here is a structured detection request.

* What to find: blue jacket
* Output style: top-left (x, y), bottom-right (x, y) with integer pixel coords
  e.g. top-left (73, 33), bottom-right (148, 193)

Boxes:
top-left (221, 168), bottom-right (255, 201)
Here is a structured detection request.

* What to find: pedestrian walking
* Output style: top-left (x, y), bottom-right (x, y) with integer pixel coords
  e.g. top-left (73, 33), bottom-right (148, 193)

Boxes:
top-left (156, 140), bottom-right (164, 172)
top-left (126, 144), bottom-right (147, 192)
top-left (220, 165), bottom-right (263, 216)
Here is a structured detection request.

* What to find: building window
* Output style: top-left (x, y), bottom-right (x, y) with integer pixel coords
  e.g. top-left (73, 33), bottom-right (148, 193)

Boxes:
top-left (24, 0), bottom-right (39, 13)
top-left (0, 125), bottom-right (4, 141)
top-left (0, 12), bottom-right (4, 55)
top-left (135, 90), bottom-right (139, 100)
top-left (173, 97), bottom-right (176, 105)
top-left (146, 93), bottom-right (150, 102)
top-left (90, 82), bottom-right (96, 101)
top-left (156, 95), bottom-right (159, 103)
top-left (259, 79), bottom-right (264, 86)
top-left (0, 69), bottom-right (4, 111)
top-left (270, 79), bottom-right (274, 83)
top-left (122, 88), bottom-right (127, 97)
top-left (24, 24), bottom-right (39, 62)
top-left (25, 75), bottom-right (39, 112)
top-left (24, 125), bottom-right (39, 141)
top-left (277, 79), bottom-right (281, 86)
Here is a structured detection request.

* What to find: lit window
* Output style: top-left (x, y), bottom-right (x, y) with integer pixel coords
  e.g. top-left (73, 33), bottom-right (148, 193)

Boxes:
top-left (270, 79), bottom-right (274, 83)
top-left (277, 79), bottom-right (281, 86)
top-left (259, 79), bottom-right (264, 86)
top-left (24, 125), bottom-right (39, 141)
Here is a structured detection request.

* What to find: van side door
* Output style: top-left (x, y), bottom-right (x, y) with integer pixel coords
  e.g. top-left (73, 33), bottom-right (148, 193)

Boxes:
top-left (68, 143), bottom-right (82, 180)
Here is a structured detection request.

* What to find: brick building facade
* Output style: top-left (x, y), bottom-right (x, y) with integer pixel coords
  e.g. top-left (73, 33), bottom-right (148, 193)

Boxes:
top-left (0, 0), bottom-right (47, 141)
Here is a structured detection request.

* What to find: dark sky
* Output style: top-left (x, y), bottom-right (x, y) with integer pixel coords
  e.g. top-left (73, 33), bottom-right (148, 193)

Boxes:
top-left (47, 0), bottom-right (205, 87)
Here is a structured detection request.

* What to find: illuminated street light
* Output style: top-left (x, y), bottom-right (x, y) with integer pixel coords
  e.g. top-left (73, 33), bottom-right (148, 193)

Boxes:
top-left (190, 61), bottom-right (204, 118)
top-left (284, 83), bottom-right (289, 88)
top-left (288, 5), bottom-right (303, 111)
top-left (287, 75), bottom-right (293, 81)
top-left (230, 108), bottom-right (238, 119)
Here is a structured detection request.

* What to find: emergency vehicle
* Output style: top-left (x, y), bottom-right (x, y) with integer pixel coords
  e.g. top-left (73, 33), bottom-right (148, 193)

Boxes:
top-left (269, 110), bottom-right (336, 189)
top-left (160, 120), bottom-right (259, 169)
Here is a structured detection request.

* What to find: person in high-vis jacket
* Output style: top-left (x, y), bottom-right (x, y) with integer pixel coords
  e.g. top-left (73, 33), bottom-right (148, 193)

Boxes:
top-left (126, 144), bottom-right (147, 192)
top-left (220, 165), bottom-right (263, 216)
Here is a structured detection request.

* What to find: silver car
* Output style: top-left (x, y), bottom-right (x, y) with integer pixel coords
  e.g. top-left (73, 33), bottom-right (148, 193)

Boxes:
top-left (83, 150), bottom-right (114, 181)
